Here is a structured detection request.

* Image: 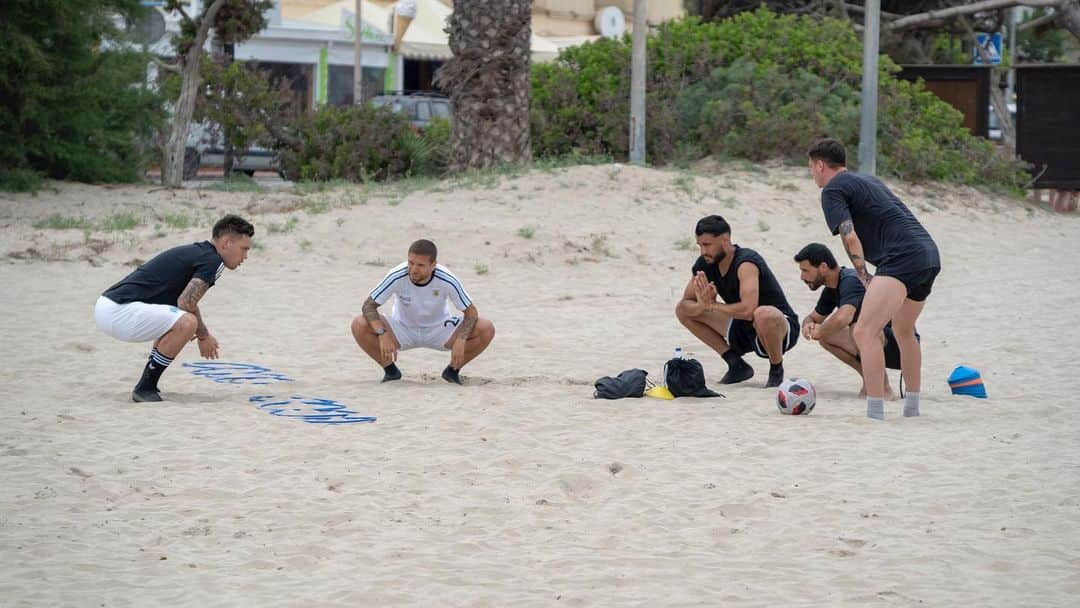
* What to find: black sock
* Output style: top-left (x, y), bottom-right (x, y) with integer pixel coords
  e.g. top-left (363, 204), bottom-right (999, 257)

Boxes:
top-left (719, 350), bottom-right (754, 384)
top-left (381, 362), bottom-right (402, 382)
top-left (136, 348), bottom-right (172, 392)
top-left (722, 350), bottom-right (745, 368)
top-left (442, 365), bottom-right (462, 385)
top-left (766, 362), bottom-right (784, 387)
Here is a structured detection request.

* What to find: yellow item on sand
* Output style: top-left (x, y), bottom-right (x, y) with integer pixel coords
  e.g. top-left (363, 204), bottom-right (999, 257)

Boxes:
top-left (645, 386), bottom-right (675, 400)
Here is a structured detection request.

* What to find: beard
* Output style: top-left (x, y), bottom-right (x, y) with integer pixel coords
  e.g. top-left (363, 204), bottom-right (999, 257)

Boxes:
top-left (706, 249), bottom-right (726, 264)
top-left (804, 277), bottom-right (824, 291)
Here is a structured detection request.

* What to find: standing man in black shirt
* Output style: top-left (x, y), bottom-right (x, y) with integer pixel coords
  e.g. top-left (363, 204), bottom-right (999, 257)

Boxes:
top-left (794, 242), bottom-right (900, 400)
top-left (94, 215), bottom-right (254, 402)
top-left (676, 215), bottom-right (800, 388)
top-left (808, 138), bottom-right (940, 419)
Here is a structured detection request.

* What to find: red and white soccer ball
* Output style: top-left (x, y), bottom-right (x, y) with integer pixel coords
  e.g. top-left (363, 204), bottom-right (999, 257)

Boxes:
top-left (776, 378), bottom-right (816, 415)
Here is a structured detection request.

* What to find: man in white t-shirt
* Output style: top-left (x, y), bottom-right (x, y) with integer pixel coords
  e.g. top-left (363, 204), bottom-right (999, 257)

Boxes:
top-left (350, 239), bottom-right (495, 384)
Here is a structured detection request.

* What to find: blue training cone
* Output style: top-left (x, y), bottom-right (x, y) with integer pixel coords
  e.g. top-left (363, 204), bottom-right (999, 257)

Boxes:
top-left (948, 365), bottom-right (987, 399)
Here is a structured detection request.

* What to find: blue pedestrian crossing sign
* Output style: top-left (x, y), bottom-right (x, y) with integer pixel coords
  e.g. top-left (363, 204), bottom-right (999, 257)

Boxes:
top-left (974, 32), bottom-right (1003, 65)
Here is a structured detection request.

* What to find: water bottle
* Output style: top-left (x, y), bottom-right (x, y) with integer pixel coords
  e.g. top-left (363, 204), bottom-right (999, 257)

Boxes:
top-left (674, 347), bottom-right (684, 360)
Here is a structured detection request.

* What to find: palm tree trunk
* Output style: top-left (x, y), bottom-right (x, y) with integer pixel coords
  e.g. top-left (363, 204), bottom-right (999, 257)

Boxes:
top-left (434, 0), bottom-right (532, 172)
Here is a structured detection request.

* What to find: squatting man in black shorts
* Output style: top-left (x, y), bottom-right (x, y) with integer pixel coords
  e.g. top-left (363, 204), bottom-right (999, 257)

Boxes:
top-left (676, 215), bottom-right (800, 388)
top-left (794, 242), bottom-right (917, 400)
top-left (94, 215), bottom-right (254, 402)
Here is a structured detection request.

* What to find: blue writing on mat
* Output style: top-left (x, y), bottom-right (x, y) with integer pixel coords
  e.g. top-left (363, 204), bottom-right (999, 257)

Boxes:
top-left (249, 395), bottom-right (376, 425)
top-left (184, 361), bottom-right (294, 385)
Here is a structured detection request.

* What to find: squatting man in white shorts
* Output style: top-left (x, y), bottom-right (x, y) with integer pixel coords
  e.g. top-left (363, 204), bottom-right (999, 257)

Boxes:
top-left (94, 215), bottom-right (254, 402)
top-left (351, 239), bottom-right (495, 384)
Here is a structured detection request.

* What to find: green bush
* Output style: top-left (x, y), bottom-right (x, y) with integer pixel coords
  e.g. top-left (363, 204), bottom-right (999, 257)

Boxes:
top-left (402, 116), bottom-right (450, 177)
top-left (275, 104), bottom-right (417, 182)
top-left (0, 168), bottom-right (45, 193)
top-left (530, 7), bottom-right (1030, 190)
top-left (0, 1), bottom-right (165, 187)
top-left (679, 59), bottom-right (860, 162)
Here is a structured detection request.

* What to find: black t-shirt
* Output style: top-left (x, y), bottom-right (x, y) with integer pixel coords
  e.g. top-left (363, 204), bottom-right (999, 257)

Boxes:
top-left (692, 246), bottom-right (797, 319)
top-left (821, 172), bottom-right (940, 274)
top-left (815, 267), bottom-right (865, 325)
top-left (103, 241), bottom-right (224, 305)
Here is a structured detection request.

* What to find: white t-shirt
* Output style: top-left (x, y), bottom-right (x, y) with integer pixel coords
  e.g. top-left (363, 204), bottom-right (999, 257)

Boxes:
top-left (369, 262), bottom-right (473, 328)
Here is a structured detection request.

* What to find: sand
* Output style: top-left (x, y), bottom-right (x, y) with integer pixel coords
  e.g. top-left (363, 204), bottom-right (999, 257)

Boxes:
top-left (1, 163), bottom-right (1078, 606)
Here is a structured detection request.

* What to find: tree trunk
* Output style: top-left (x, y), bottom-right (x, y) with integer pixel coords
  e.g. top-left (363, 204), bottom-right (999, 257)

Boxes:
top-left (960, 17), bottom-right (1016, 151)
top-left (1059, 0), bottom-right (1080, 39)
top-left (162, 0), bottom-right (228, 187)
top-left (434, 0), bottom-right (532, 172)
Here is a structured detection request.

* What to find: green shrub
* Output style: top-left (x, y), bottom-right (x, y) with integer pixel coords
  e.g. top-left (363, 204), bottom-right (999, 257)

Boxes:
top-left (530, 7), bottom-right (1030, 190)
top-left (0, 1), bottom-right (165, 186)
top-left (401, 116), bottom-right (450, 177)
top-left (679, 59), bottom-right (860, 162)
top-left (0, 168), bottom-right (45, 193)
top-left (275, 104), bottom-right (421, 182)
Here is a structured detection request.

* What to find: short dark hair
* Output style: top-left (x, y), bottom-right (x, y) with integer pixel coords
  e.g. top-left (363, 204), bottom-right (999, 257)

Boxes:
top-left (695, 215), bottom-right (731, 237)
top-left (807, 138), bottom-right (846, 168)
top-left (408, 239), bottom-right (437, 261)
top-left (794, 242), bottom-right (838, 269)
top-left (212, 214), bottom-right (254, 239)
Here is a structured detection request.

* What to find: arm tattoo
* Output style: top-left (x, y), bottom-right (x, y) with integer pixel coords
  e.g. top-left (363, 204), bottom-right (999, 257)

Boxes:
top-left (361, 297), bottom-right (380, 323)
top-left (178, 278), bottom-right (209, 311)
top-left (838, 220), bottom-right (868, 277)
top-left (178, 278), bottom-right (210, 337)
top-left (459, 315), bottom-right (478, 340)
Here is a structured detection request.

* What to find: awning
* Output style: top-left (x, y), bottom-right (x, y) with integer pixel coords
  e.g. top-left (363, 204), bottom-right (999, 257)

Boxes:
top-left (297, 0), bottom-right (393, 44)
top-left (300, 0), bottom-right (560, 63)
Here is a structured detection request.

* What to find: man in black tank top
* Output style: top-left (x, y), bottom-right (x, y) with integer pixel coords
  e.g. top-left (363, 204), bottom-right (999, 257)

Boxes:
top-left (676, 215), bottom-right (800, 388)
top-left (809, 138), bottom-right (941, 420)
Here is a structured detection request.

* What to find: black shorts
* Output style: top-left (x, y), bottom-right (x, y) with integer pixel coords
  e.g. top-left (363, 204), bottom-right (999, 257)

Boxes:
top-left (877, 266), bottom-right (940, 302)
top-left (882, 325), bottom-right (921, 370)
top-left (726, 315), bottom-right (799, 359)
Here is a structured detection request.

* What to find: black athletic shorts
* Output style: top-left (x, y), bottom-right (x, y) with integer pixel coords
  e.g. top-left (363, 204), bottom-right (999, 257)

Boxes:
top-left (727, 315), bottom-right (799, 359)
top-left (877, 266), bottom-right (940, 302)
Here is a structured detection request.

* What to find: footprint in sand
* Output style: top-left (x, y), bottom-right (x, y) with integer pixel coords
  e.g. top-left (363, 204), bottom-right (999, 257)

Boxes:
top-left (716, 503), bottom-right (763, 518)
top-left (558, 474), bottom-right (599, 501)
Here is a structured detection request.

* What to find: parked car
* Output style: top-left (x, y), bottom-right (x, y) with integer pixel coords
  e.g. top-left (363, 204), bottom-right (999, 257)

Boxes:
top-left (184, 121), bottom-right (281, 179)
top-left (371, 91), bottom-right (450, 130)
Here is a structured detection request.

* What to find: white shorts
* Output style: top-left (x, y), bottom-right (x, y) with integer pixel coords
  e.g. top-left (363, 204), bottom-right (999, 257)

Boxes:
top-left (387, 315), bottom-right (462, 351)
top-left (94, 295), bottom-right (186, 343)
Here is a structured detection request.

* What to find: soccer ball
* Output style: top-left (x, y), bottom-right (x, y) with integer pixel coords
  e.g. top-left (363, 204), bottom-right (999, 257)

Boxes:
top-left (776, 378), bottom-right (816, 415)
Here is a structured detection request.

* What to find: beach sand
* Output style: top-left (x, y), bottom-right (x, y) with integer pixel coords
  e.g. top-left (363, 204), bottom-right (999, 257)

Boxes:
top-left (1, 163), bottom-right (1078, 606)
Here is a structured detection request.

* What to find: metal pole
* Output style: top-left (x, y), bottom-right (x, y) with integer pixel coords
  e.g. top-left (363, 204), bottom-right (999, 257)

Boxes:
top-left (354, 0), bottom-right (363, 104)
top-left (1007, 7), bottom-right (1017, 103)
top-left (629, 0), bottom-right (647, 165)
top-left (858, 0), bottom-right (880, 175)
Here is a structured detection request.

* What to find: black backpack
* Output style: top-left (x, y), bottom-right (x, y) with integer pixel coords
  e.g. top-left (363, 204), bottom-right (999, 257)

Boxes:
top-left (663, 357), bottom-right (724, 398)
top-left (594, 368), bottom-right (649, 399)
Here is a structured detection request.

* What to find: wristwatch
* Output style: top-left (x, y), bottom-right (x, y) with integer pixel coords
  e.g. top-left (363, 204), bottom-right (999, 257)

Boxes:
top-left (374, 328), bottom-right (386, 336)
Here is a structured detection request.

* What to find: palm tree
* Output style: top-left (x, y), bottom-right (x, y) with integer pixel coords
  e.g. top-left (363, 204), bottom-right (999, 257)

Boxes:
top-left (434, 0), bottom-right (533, 172)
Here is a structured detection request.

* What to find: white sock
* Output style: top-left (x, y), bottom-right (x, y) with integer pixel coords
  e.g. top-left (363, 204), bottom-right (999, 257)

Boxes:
top-left (867, 397), bottom-right (885, 420)
top-left (904, 392), bottom-right (920, 417)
